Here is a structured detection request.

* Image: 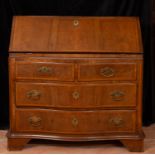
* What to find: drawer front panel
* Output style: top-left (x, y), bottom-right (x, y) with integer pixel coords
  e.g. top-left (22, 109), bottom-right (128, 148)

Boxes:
top-left (16, 62), bottom-right (74, 81)
top-left (16, 82), bottom-right (137, 108)
top-left (15, 109), bottom-right (136, 134)
top-left (78, 63), bottom-right (137, 81)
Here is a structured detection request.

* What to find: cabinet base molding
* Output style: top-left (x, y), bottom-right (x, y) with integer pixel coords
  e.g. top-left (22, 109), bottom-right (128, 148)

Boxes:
top-left (7, 131), bottom-right (144, 151)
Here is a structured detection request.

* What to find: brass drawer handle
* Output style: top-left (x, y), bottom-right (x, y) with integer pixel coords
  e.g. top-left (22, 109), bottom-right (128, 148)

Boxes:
top-left (100, 67), bottom-right (115, 77)
top-left (73, 20), bottom-right (79, 26)
top-left (72, 117), bottom-right (78, 127)
top-left (38, 66), bottom-right (52, 73)
top-left (111, 91), bottom-right (125, 101)
top-left (72, 91), bottom-right (80, 100)
top-left (28, 116), bottom-right (42, 127)
top-left (27, 90), bottom-right (41, 100)
top-left (109, 117), bottom-right (124, 127)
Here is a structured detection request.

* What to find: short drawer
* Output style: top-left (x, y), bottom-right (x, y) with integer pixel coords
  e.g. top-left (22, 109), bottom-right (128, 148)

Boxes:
top-left (15, 61), bottom-right (74, 81)
top-left (16, 82), bottom-right (137, 108)
top-left (78, 63), bottom-right (137, 81)
top-left (15, 109), bottom-right (137, 134)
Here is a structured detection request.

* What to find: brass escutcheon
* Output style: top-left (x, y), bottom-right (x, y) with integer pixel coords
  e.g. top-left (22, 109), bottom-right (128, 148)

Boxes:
top-left (72, 117), bottom-right (79, 127)
top-left (72, 91), bottom-right (80, 100)
top-left (100, 67), bottom-right (115, 77)
top-left (73, 20), bottom-right (79, 26)
top-left (28, 116), bottom-right (42, 127)
top-left (38, 66), bottom-right (52, 73)
top-left (27, 90), bottom-right (41, 100)
top-left (111, 91), bottom-right (125, 101)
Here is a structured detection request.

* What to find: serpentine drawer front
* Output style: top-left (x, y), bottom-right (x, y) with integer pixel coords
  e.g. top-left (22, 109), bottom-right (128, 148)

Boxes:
top-left (16, 82), bottom-right (137, 108)
top-left (8, 16), bottom-right (144, 152)
top-left (15, 109), bottom-right (137, 134)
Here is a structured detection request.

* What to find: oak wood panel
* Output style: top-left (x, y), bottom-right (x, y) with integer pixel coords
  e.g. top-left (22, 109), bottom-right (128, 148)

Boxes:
top-left (15, 61), bottom-right (74, 81)
top-left (16, 82), bottom-right (137, 108)
top-left (10, 16), bottom-right (142, 53)
top-left (78, 63), bottom-right (137, 81)
top-left (15, 109), bottom-right (137, 134)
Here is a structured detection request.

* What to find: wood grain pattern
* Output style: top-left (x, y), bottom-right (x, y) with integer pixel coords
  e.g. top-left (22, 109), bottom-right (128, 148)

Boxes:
top-left (16, 61), bottom-right (74, 81)
top-left (10, 16), bottom-right (143, 53)
top-left (78, 63), bottom-right (137, 81)
top-left (16, 82), bottom-right (137, 108)
top-left (8, 16), bottom-right (144, 152)
top-left (15, 109), bottom-right (137, 134)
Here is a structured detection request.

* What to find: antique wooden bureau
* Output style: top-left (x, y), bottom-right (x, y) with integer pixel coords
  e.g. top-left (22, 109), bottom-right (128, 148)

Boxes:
top-left (8, 16), bottom-right (144, 151)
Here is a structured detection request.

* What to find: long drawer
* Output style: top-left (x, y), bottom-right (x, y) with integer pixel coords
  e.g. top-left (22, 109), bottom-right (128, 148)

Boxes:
top-left (15, 109), bottom-right (137, 134)
top-left (16, 82), bottom-right (137, 108)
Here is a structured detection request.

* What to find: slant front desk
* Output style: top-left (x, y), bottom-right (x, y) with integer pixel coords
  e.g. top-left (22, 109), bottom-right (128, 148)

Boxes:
top-left (8, 16), bottom-right (144, 152)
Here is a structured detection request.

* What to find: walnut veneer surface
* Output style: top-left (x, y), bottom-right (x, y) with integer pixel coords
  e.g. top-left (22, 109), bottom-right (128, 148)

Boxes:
top-left (8, 16), bottom-right (144, 152)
